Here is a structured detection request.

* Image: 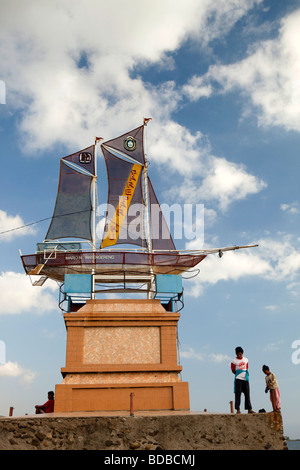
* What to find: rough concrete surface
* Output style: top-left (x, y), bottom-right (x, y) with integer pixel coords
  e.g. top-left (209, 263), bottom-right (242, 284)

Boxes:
top-left (0, 411), bottom-right (287, 450)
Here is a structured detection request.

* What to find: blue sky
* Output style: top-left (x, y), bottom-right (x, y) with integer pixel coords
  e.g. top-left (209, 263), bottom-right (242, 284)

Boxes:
top-left (1, 0), bottom-right (300, 439)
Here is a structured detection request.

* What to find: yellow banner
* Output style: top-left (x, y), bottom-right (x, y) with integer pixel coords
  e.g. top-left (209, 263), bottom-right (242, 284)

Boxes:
top-left (101, 164), bottom-right (142, 248)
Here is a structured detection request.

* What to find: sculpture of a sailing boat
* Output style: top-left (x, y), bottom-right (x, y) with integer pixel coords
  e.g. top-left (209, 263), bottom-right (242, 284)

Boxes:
top-left (20, 119), bottom-right (257, 301)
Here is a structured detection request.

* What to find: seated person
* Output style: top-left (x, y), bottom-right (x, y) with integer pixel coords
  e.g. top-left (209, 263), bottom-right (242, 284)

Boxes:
top-left (35, 391), bottom-right (54, 414)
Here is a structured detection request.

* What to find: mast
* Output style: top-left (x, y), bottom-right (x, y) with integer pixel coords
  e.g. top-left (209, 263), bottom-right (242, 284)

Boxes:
top-left (92, 137), bottom-right (98, 251)
top-left (143, 118), bottom-right (152, 253)
top-left (92, 136), bottom-right (103, 250)
top-left (92, 137), bottom-right (102, 299)
top-left (143, 118), bottom-right (155, 299)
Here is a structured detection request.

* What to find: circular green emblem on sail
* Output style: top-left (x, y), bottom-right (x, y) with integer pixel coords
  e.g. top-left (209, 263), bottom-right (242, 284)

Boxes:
top-left (123, 136), bottom-right (136, 151)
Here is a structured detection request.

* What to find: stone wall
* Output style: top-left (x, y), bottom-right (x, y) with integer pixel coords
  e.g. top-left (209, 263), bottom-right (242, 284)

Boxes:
top-left (0, 412), bottom-right (287, 450)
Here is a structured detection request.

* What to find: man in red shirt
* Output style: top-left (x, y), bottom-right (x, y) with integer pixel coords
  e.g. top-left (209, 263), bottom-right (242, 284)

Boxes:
top-left (35, 391), bottom-right (54, 414)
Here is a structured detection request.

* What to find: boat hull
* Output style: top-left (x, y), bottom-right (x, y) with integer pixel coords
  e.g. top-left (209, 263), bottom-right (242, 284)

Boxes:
top-left (21, 251), bottom-right (206, 283)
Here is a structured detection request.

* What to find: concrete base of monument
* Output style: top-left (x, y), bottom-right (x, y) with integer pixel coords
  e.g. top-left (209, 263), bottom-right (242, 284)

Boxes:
top-left (54, 382), bottom-right (190, 413)
top-left (54, 298), bottom-right (189, 413)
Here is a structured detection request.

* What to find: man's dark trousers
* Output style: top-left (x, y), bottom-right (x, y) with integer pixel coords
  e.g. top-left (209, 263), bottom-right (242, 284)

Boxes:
top-left (235, 379), bottom-right (252, 410)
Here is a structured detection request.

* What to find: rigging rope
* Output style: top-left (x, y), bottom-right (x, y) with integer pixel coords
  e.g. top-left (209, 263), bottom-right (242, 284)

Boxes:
top-left (0, 209), bottom-right (90, 236)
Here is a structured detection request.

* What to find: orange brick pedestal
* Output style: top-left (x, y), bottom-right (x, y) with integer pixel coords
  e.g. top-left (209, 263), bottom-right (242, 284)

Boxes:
top-left (54, 299), bottom-right (189, 413)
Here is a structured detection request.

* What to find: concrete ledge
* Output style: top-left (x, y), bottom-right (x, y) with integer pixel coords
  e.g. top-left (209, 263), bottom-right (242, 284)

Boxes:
top-left (0, 411), bottom-right (287, 450)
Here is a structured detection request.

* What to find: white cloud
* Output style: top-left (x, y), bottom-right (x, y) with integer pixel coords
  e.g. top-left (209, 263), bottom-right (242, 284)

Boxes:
top-left (0, 0), bottom-right (261, 154)
top-left (210, 353), bottom-right (231, 363)
top-left (181, 347), bottom-right (204, 361)
top-left (0, 0), bottom-right (267, 215)
top-left (256, 236), bottom-right (300, 281)
top-left (186, 234), bottom-right (300, 297)
top-left (265, 305), bottom-right (279, 311)
top-left (263, 341), bottom-right (283, 352)
top-left (287, 282), bottom-right (300, 296)
top-left (0, 361), bottom-right (36, 384)
top-left (0, 272), bottom-right (57, 315)
top-left (148, 120), bottom-right (208, 176)
top-left (183, 8), bottom-right (300, 133)
top-left (0, 210), bottom-right (36, 241)
top-left (280, 203), bottom-right (300, 215)
top-left (164, 148), bottom-right (266, 211)
top-left (196, 157), bottom-right (266, 211)
top-left (180, 347), bottom-right (230, 363)
top-left (183, 77), bottom-right (213, 101)
top-left (193, 249), bottom-right (271, 286)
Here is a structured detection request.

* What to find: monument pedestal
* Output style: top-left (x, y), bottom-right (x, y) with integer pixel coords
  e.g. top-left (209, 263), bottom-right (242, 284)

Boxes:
top-left (54, 299), bottom-right (189, 412)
